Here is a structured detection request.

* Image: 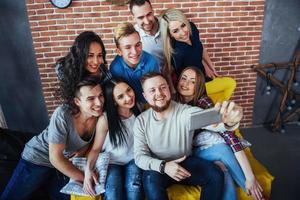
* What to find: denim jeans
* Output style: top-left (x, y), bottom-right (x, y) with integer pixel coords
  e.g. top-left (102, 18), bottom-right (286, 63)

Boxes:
top-left (143, 156), bottom-right (224, 200)
top-left (193, 143), bottom-right (246, 200)
top-left (104, 159), bottom-right (144, 200)
top-left (0, 158), bottom-right (69, 200)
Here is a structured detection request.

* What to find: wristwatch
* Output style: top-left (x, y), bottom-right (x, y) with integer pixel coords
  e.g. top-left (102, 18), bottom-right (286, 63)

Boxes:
top-left (159, 160), bottom-right (166, 174)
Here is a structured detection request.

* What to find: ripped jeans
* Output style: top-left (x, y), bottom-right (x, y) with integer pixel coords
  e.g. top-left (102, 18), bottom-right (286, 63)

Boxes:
top-left (104, 159), bottom-right (144, 200)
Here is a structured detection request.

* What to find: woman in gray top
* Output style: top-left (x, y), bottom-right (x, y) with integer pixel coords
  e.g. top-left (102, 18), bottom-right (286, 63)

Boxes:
top-left (1, 76), bottom-right (104, 200)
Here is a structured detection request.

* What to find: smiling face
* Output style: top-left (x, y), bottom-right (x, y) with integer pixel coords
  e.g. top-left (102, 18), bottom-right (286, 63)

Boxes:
top-left (113, 82), bottom-right (136, 110)
top-left (85, 42), bottom-right (104, 75)
top-left (131, 1), bottom-right (156, 35)
top-left (142, 75), bottom-right (171, 112)
top-left (168, 21), bottom-right (190, 44)
top-left (74, 85), bottom-right (104, 117)
top-left (177, 68), bottom-right (196, 101)
top-left (116, 32), bottom-right (143, 68)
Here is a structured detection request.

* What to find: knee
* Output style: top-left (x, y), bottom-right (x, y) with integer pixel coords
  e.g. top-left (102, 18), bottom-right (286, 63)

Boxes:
top-left (126, 174), bottom-right (144, 200)
top-left (126, 172), bottom-right (143, 192)
top-left (142, 170), bottom-right (164, 192)
top-left (105, 177), bottom-right (123, 194)
top-left (104, 182), bottom-right (123, 200)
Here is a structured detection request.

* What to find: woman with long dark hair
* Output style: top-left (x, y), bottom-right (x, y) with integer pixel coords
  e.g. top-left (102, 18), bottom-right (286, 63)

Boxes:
top-left (176, 66), bottom-right (263, 200)
top-left (83, 78), bottom-right (143, 200)
top-left (56, 31), bottom-right (108, 103)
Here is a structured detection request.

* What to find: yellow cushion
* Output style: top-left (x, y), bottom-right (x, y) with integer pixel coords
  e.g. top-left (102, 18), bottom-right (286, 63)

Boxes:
top-left (205, 77), bottom-right (236, 104)
top-left (70, 195), bottom-right (101, 200)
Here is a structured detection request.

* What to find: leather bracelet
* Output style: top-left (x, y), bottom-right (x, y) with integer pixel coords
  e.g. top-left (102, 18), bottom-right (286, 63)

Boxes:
top-left (159, 160), bottom-right (166, 174)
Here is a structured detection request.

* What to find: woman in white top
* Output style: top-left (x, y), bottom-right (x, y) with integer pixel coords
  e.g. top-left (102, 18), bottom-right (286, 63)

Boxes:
top-left (83, 78), bottom-right (143, 200)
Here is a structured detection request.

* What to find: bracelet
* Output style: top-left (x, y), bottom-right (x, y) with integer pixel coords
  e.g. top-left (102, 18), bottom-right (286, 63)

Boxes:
top-left (159, 161), bottom-right (166, 174)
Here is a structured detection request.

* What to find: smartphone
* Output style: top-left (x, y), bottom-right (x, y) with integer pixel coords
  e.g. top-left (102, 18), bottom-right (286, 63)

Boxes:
top-left (190, 107), bottom-right (222, 130)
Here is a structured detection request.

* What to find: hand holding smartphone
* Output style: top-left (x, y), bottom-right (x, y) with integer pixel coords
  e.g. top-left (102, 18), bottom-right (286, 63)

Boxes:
top-left (190, 107), bottom-right (221, 130)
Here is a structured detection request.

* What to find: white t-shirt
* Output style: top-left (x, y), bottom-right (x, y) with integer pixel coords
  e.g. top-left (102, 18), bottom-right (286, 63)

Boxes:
top-left (102, 114), bottom-right (136, 165)
top-left (135, 23), bottom-right (164, 70)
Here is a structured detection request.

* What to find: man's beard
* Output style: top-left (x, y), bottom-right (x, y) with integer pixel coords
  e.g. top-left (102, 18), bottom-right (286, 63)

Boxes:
top-left (150, 99), bottom-right (171, 112)
top-left (142, 22), bottom-right (153, 31)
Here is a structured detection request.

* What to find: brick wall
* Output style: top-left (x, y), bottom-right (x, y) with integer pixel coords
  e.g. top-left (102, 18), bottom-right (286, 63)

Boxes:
top-left (26, 0), bottom-right (265, 127)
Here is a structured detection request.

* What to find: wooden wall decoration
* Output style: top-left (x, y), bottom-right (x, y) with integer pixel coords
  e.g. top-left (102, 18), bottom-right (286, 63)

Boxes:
top-left (252, 52), bottom-right (300, 132)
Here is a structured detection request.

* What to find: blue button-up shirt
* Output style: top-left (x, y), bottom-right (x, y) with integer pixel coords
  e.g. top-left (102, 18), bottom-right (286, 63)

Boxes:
top-left (110, 51), bottom-right (160, 103)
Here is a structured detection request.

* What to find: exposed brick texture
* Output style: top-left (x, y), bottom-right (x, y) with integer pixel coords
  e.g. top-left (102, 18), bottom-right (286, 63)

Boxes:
top-left (26, 0), bottom-right (265, 127)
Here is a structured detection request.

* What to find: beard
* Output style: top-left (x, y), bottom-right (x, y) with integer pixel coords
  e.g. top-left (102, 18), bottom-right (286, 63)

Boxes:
top-left (150, 98), bottom-right (171, 112)
top-left (142, 21), bottom-right (154, 31)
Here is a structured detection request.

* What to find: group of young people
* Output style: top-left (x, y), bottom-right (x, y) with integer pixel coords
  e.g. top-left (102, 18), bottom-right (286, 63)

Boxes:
top-left (1, 0), bottom-right (264, 200)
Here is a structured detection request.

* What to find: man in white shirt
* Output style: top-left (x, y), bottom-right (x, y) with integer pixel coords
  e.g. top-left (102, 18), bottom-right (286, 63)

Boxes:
top-left (129, 0), bottom-right (164, 70)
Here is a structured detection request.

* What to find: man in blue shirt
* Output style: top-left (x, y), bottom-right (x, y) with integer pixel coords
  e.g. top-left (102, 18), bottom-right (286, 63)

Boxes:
top-left (110, 22), bottom-right (160, 103)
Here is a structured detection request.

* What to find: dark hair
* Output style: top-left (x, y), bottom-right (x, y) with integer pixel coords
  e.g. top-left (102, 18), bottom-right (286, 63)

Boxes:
top-left (56, 31), bottom-right (107, 104)
top-left (140, 71), bottom-right (166, 86)
top-left (129, 0), bottom-right (151, 12)
top-left (104, 78), bottom-right (140, 148)
top-left (177, 66), bottom-right (206, 106)
top-left (58, 76), bottom-right (102, 115)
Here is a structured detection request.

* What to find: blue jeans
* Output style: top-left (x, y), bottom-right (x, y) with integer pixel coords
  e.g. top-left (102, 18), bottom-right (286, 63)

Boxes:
top-left (193, 143), bottom-right (246, 200)
top-left (104, 159), bottom-right (144, 200)
top-left (143, 156), bottom-right (224, 200)
top-left (0, 158), bottom-right (69, 200)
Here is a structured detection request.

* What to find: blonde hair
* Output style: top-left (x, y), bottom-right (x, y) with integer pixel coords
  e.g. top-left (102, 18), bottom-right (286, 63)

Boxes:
top-left (114, 22), bottom-right (139, 47)
top-left (159, 8), bottom-right (192, 74)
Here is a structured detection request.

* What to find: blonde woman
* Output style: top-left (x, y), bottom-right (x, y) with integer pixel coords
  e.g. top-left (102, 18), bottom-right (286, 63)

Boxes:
top-left (160, 8), bottom-right (236, 101)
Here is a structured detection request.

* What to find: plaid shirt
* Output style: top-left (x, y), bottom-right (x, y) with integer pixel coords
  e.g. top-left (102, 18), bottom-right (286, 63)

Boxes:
top-left (193, 96), bottom-right (245, 153)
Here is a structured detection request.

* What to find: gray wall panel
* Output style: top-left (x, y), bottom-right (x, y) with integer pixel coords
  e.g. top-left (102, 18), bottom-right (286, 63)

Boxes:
top-left (0, 0), bottom-right (49, 133)
top-left (253, 0), bottom-right (300, 126)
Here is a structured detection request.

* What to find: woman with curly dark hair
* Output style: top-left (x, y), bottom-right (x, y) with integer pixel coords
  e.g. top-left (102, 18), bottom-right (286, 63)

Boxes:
top-left (1, 76), bottom-right (105, 200)
top-left (56, 31), bottom-right (108, 114)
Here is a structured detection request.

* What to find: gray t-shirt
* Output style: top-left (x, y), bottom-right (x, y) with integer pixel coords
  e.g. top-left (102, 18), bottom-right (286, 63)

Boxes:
top-left (22, 106), bottom-right (94, 167)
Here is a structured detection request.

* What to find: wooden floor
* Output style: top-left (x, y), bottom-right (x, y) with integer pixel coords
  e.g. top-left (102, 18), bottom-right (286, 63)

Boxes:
top-left (241, 123), bottom-right (300, 200)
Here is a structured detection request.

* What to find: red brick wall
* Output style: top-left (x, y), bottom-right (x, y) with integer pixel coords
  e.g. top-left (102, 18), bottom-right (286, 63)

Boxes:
top-left (26, 0), bottom-right (265, 127)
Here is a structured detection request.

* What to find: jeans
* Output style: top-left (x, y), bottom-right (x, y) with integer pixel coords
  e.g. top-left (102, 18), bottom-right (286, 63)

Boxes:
top-left (104, 159), bottom-right (144, 200)
top-left (193, 143), bottom-right (246, 200)
top-left (0, 158), bottom-right (69, 200)
top-left (143, 156), bottom-right (224, 200)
